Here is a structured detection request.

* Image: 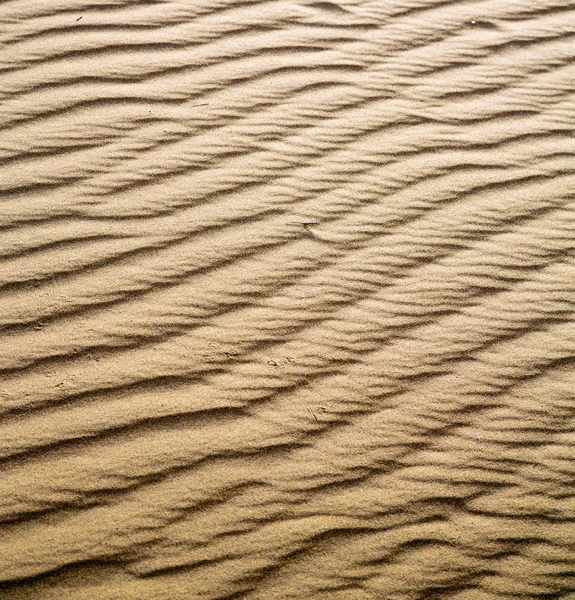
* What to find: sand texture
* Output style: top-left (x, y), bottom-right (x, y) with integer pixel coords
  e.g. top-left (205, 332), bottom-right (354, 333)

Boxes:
top-left (1, 0), bottom-right (575, 598)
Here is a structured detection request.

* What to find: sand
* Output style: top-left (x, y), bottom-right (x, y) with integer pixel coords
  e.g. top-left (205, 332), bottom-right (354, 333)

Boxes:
top-left (0, 0), bottom-right (574, 598)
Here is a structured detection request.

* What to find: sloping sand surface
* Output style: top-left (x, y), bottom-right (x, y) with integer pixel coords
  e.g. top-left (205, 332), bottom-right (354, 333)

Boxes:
top-left (1, 0), bottom-right (574, 598)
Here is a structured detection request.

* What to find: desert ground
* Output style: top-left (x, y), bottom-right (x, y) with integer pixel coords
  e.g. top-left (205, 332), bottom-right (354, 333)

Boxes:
top-left (0, 0), bottom-right (574, 598)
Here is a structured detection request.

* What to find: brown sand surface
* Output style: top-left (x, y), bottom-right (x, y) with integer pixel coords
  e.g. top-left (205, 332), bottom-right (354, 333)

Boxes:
top-left (0, 0), bottom-right (574, 598)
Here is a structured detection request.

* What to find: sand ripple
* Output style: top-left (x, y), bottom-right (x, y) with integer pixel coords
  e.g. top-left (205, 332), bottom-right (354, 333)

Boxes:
top-left (0, 0), bottom-right (574, 598)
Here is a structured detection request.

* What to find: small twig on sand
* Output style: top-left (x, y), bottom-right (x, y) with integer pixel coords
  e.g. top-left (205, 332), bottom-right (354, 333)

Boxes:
top-left (302, 222), bottom-right (319, 239)
top-left (307, 406), bottom-right (319, 423)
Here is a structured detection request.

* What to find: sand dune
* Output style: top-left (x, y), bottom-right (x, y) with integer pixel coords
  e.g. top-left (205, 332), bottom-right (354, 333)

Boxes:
top-left (0, 0), bottom-right (574, 598)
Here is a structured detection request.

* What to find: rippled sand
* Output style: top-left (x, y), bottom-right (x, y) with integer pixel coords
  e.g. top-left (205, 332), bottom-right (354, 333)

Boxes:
top-left (1, 0), bottom-right (574, 598)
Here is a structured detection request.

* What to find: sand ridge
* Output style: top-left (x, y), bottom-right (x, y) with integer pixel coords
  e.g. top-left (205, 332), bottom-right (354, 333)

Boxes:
top-left (0, 0), bottom-right (574, 598)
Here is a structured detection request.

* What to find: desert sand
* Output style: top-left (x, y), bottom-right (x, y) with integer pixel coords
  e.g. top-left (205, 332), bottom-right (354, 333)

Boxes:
top-left (0, 0), bottom-right (574, 598)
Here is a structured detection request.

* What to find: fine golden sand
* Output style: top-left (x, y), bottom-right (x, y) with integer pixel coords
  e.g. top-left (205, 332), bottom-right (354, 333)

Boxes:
top-left (1, 0), bottom-right (575, 598)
